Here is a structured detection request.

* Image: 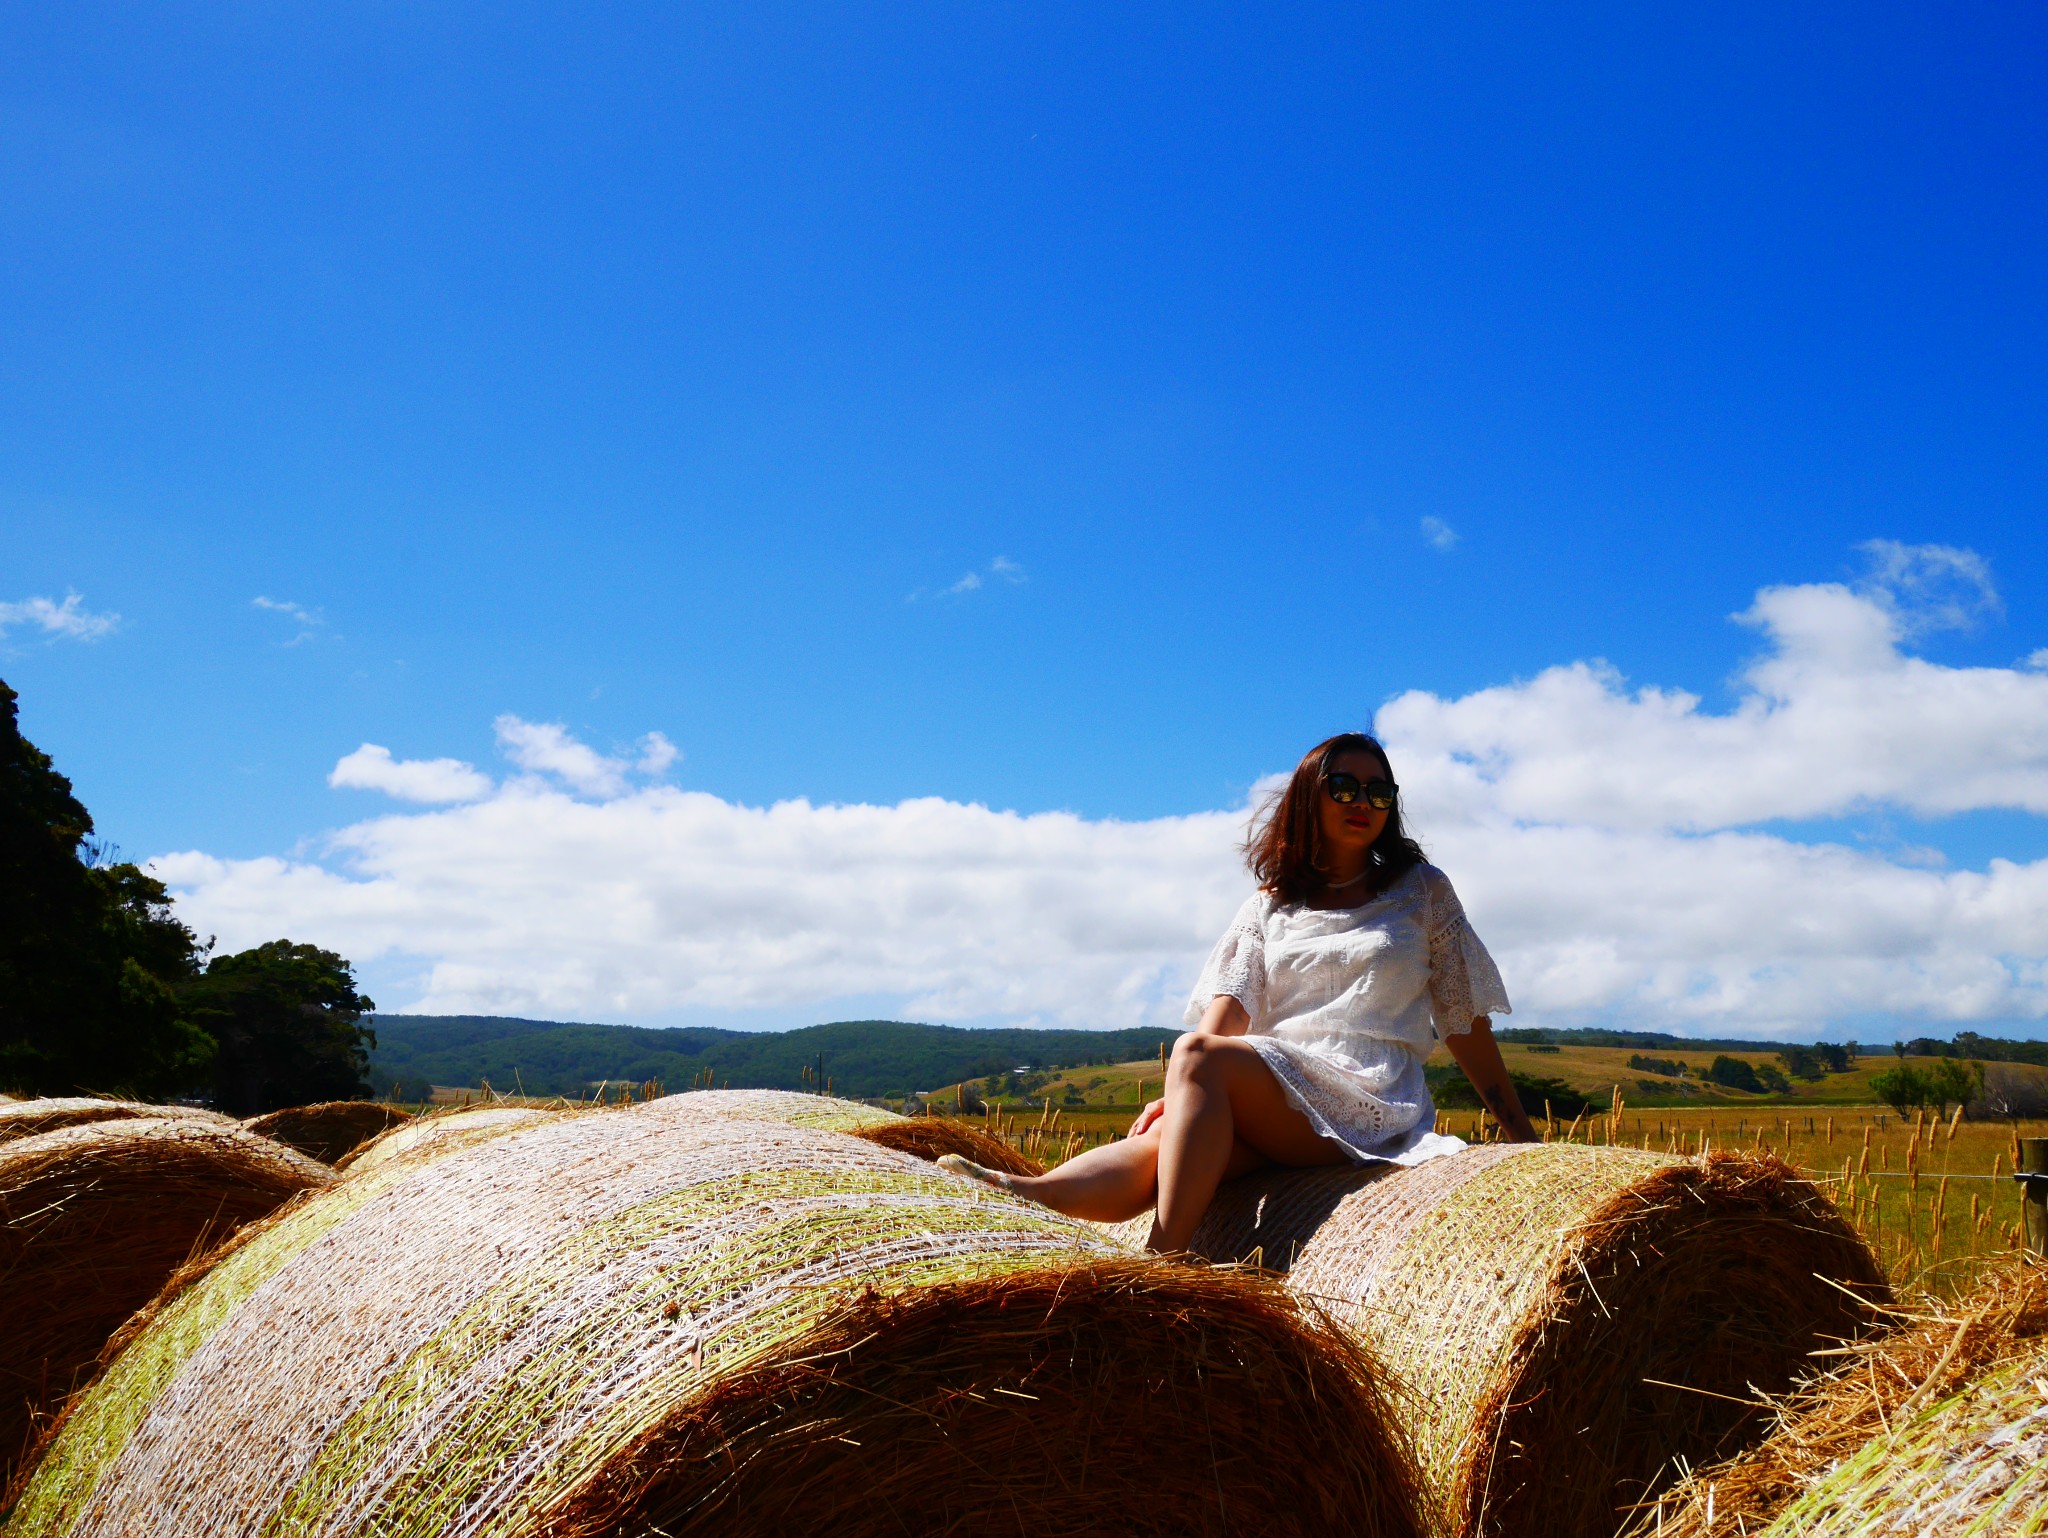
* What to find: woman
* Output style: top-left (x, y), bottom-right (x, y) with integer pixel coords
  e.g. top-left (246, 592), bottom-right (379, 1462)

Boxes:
top-left (940, 731), bottom-right (1538, 1253)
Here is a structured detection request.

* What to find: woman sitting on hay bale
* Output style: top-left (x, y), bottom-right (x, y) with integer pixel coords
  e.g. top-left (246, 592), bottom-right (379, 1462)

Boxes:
top-left (941, 730), bottom-right (1537, 1252)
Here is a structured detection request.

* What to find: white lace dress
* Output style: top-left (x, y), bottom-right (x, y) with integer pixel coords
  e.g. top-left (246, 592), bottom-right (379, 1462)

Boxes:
top-left (1184, 862), bottom-right (1511, 1167)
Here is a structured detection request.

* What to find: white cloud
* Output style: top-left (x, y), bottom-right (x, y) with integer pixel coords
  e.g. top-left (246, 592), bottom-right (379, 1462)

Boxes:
top-left (1854, 539), bottom-right (2001, 634)
top-left (1420, 516), bottom-right (1459, 552)
top-left (942, 571), bottom-right (984, 596)
top-left (329, 744), bottom-right (493, 804)
top-left (0, 592), bottom-right (119, 642)
top-left (492, 715), bottom-right (677, 797)
top-left (252, 596), bottom-right (326, 645)
top-left (636, 731), bottom-right (680, 776)
top-left (153, 556), bottom-right (2048, 1038)
top-left (990, 556), bottom-right (1027, 583)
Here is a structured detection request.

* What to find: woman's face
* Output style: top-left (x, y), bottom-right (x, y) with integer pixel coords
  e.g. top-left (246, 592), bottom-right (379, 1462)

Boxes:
top-left (1315, 746), bottom-right (1392, 861)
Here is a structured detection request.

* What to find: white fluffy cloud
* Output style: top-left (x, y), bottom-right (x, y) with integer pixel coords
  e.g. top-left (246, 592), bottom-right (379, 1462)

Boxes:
top-left (329, 745), bottom-right (493, 804)
top-left (0, 592), bottom-right (119, 642)
top-left (153, 550), bottom-right (2048, 1037)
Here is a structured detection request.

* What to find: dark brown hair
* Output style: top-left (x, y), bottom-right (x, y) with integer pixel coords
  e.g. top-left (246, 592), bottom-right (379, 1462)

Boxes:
top-left (1245, 732), bottom-right (1427, 904)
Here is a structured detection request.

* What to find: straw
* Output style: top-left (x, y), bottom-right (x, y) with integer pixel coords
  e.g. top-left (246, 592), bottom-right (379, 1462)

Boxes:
top-left (243, 1101), bottom-right (414, 1165)
top-left (1118, 1143), bottom-right (1887, 1538)
top-left (0, 1098), bottom-right (235, 1145)
top-left (10, 1106), bottom-right (1424, 1538)
top-left (1632, 1259), bottom-right (2048, 1536)
top-left (654, 1089), bottom-right (1045, 1176)
top-left (338, 1104), bottom-right (566, 1174)
top-left (0, 1117), bottom-right (330, 1490)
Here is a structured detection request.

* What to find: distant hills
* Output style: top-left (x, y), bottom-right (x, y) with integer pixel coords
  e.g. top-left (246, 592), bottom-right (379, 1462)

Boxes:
top-left (367, 1015), bottom-right (1180, 1100)
top-left (368, 1014), bottom-right (2048, 1101)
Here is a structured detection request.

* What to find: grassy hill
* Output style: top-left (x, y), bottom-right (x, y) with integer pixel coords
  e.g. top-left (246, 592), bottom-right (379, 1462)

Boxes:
top-left (367, 1015), bottom-right (1178, 1100)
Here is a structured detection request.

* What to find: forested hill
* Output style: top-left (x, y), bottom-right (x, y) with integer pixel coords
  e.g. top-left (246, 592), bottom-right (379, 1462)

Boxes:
top-left (367, 1016), bottom-right (1181, 1100)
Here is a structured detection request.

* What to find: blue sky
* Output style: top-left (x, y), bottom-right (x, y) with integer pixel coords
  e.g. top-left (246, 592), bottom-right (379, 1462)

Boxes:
top-left (6, 4), bottom-right (2048, 1035)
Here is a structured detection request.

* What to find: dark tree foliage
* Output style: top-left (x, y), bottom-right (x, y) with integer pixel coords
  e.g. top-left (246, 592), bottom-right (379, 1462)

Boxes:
top-left (1706, 1055), bottom-right (1764, 1093)
top-left (179, 941), bottom-right (377, 1115)
top-left (0, 679), bottom-right (213, 1095)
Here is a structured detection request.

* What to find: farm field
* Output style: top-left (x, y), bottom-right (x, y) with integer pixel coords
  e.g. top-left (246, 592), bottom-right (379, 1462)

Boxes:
top-left (909, 1052), bottom-right (2048, 1300)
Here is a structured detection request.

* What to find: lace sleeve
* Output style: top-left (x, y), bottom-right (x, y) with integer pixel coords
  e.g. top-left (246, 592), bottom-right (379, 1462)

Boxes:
top-left (1185, 896), bottom-right (1269, 1026)
top-left (1423, 868), bottom-right (1511, 1038)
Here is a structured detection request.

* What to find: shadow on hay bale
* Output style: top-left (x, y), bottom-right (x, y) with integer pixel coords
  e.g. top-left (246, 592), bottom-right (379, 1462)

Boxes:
top-left (8, 1108), bottom-right (1423, 1538)
top-left (649, 1088), bottom-right (1044, 1177)
top-left (0, 1098), bottom-right (235, 1145)
top-left (0, 1117), bottom-right (331, 1491)
top-left (336, 1103), bottom-right (565, 1174)
top-left (1631, 1257), bottom-right (2048, 1537)
top-left (242, 1101), bottom-right (413, 1165)
top-left (1115, 1142), bottom-right (1888, 1538)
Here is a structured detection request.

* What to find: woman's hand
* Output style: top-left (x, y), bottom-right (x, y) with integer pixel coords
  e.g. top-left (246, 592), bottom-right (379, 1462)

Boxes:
top-left (1442, 1017), bottom-right (1541, 1142)
top-left (1129, 1098), bottom-right (1165, 1137)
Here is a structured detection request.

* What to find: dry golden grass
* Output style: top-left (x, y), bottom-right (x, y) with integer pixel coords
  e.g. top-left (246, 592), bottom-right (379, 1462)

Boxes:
top-left (0, 1116), bottom-right (330, 1490)
top-left (1628, 1258), bottom-right (2048, 1537)
top-left (242, 1100), bottom-right (413, 1165)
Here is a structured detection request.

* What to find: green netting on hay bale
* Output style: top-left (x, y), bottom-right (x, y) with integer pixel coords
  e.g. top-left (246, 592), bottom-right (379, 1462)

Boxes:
top-left (647, 1089), bottom-right (1044, 1176)
top-left (1114, 1143), bottom-right (1887, 1538)
top-left (0, 1117), bottom-right (331, 1491)
top-left (337, 1104), bottom-right (566, 1174)
top-left (243, 1102), bottom-right (414, 1166)
top-left (10, 1106), bottom-right (1424, 1538)
top-left (0, 1098), bottom-right (235, 1145)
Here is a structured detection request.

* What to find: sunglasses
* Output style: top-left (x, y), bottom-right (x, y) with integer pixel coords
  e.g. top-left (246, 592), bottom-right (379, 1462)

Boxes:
top-left (1324, 772), bottom-right (1398, 810)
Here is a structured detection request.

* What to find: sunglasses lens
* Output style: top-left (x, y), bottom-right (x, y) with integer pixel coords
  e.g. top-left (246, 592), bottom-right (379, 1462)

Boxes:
top-left (1325, 772), bottom-right (1360, 803)
top-left (1365, 780), bottom-right (1398, 810)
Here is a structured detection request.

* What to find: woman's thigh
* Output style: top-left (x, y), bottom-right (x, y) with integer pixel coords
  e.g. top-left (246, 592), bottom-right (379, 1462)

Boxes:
top-left (1175, 1035), bottom-right (1349, 1167)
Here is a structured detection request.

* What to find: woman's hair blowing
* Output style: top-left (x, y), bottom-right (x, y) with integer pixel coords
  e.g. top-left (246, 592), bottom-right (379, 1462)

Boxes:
top-left (1245, 732), bottom-right (1426, 904)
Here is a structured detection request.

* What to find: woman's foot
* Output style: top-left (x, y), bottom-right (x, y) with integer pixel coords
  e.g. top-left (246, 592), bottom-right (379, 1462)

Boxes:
top-left (935, 1153), bottom-right (1016, 1193)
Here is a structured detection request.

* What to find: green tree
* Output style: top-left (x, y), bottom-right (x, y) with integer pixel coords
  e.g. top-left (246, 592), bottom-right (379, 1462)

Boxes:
top-left (179, 941), bottom-right (377, 1115)
top-left (0, 679), bottom-right (213, 1095)
top-left (1707, 1055), bottom-right (1764, 1093)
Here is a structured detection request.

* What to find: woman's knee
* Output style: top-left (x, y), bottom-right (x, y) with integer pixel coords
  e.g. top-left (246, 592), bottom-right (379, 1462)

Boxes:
top-left (1168, 1030), bottom-right (1244, 1083)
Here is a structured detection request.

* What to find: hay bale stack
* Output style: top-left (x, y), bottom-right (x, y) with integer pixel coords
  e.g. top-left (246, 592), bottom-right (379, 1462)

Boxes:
top-left (1121, 1143), bottom-right (1887, 1538)
top-left (242, 1101), bottom-right (414, 1165)
top-left (651, 1088), bottom-right (1045, 1176)
top-left (336, 1103), bottom-right (561, 1173)
top-left (10, 1107), bottom-right (1423, 1538)
top-left (1633, 1261), bottom-right (2048, 1537)
top-left (0, 1097), bottom-right (235, 1145)
top-left (0, 1117), bottom-right (331, 1488)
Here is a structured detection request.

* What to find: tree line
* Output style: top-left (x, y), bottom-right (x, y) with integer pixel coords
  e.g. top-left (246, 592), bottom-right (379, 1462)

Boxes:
top-left (0, 680), bottom-right (374, 1114)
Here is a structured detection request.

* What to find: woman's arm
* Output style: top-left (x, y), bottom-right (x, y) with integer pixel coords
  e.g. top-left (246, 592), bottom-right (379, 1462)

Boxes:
top-left (1442, 1017), bottom-right (1540, 1142)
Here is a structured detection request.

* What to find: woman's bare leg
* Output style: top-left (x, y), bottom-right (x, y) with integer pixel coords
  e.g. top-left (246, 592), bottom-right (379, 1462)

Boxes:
top-left (1003, 1131), bottom-right (1161, 1223)
top-left (993, 1121), bottom-right (1272, 1224)
top-left (1151, 1034), bottom-right (1347, 1253)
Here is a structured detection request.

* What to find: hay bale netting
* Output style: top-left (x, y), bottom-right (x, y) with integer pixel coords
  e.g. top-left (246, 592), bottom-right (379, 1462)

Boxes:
top-left (243, 1101), bottom-right (414, 1165)
top-left (653, 1088), bottom-right (1044, 1176)
top-left (9, 1105), bottom-right (1424, 1538)
top-left (0, 1098), bottom-right (235, 1145)
top-left (0, 1117), bottom-right (331, 1489)
top-left (1118, 1143), bottom-right (1888, 1538)
top-left (1633, 1261), bottom-right (2048, 1537)
top-left (336, 1103), bottom-right (562, 1174)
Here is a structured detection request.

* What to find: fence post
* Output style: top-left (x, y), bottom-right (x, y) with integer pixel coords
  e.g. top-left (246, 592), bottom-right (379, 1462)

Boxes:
top-left (2020, 1138), bottom-right (2048, 1259)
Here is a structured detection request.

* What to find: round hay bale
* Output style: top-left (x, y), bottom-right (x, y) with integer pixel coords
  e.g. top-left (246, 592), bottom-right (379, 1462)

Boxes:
top-left (651, 1089), bottom-right (1044, 1177)
top-left (1633, 1261), bottom-right (2048, 1537)
top-left (0, 1117), bottom-right (331, 1489)
top-left (1118, 1143), bottom-right (1888, 1538)
top-left (242, 1101), bottom-right (414, 1165)
top-left (10, 1106), bottom-right (1424, 1538)
top-left (0, 1098), bottom-right (235, 1145)
top-left (336, 1103), bottom-right (561, 1174)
